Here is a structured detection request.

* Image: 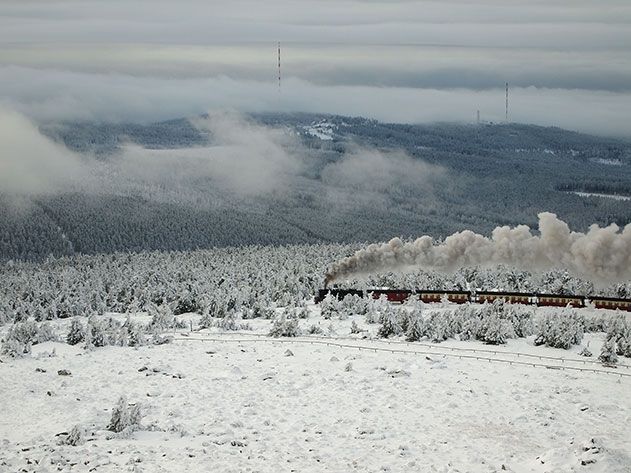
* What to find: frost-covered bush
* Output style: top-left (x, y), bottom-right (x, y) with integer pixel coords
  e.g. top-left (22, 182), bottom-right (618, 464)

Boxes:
top-left (124, 317), bottom-right (147, 347)
top-left (350, 320), bottom-right (362, 334)
top-left (36, 322), bottom-right (58, 344)
top-left (85, 316), bottom-right (129, 348)
top-left (147, 303), bottom-right (185, 332)
top-left (599, 338), bottom-right (618, 365)
top-left (60, 425), bottom-right (87, 446)
top-left (377, 307), bottom-right (403, 339)
top-left (1, 320), bottom-right (40, 356)
top-left (320, 294), bottom-right (339, 320)
top-left (477, 311), bottom-right (514, 345)
top-left (243, 301), bottom-right (276, 320)
top-left (269, 314), bottom-right (301, 337)
top-left (1, 339), bottom-right (28, 357)
top-left (470, 301), bottom-right (516, 345)
top-left (107, 395), bottom-right (142, 433)
top-left (6, 320), bottom-right (39, 345)
top-left (604, 312), bottom-right (631, 357)
top-left (85, 315), bottom-right (110, 348)
top-left (534, 309), bottom-right (584, 349)
top-left (214, 310), bottom-right (239, 331)
top-left (307, 323), bottom-right (324, 335)
top-left (214, 310), bottom-right (250, 331)
top-left (296, 305), bottom-right (310, 319)
top-left (405, 312), bottom-right (425, 342)
top-left (66, 318), bottom-right (85, 345)
top-left (422, 300), bottom-right (523, 345)
top-left (504, 304), bottom-right (534, 338)
top-left (365, 295), bottom-right (389, 325)
top-left (584, 311), bottom-right (608, 333)
top-left (424, 311), bottom-right (455, 342)
top-left (579, 344), bottom-right (592, 357)
top-left (338, 294), bottom-right (368, 318)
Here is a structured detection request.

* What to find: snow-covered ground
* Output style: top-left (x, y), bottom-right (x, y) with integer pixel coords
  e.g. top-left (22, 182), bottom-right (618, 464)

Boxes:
top-left (1, 306), bottom-right (630, 473)
top-left (302, 120), bottom-right (336, 140)
top-left (591, 158), bottom-right (623, 166)
top-left (569, 191), bottom-right (631, 202)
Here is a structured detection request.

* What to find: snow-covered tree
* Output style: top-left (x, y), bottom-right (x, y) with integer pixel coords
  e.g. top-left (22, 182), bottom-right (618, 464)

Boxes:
top-left (269, 313), bottom-right (301, 338)
top-left (534, 309), bottom-right (584, 349)
top-left (66, 318), bottom-right (85, 345)
top-left (377, 308), bottom-right (402, 339)
top-left (107, 396), bottom-right (142, 433)
top-left (599, 338), bottom-right (618, 365)
top-left (405, 311), bottom-right (425, 342)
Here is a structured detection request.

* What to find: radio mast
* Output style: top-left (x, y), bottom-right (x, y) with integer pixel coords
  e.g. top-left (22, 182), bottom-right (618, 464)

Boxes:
top-left (505, 82), bottom-right (509, 122)
top-left (278, 42), bottom-right (281, 93)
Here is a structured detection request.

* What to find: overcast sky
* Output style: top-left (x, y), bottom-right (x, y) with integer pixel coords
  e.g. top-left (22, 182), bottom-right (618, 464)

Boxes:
top-left (1, 0), bottom-right (630, 135)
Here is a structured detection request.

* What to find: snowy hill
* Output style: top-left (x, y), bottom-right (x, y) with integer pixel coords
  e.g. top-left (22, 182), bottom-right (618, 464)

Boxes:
top-left (2, 114), bottom-right (631, 261)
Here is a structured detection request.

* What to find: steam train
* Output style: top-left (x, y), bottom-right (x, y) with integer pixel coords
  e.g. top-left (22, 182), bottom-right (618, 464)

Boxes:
top-left (314, 288), bottom-right (631, 312)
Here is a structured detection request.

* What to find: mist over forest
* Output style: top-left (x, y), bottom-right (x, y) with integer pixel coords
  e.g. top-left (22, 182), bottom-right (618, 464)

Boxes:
top-left (1, 111), bottom-right (630, 262)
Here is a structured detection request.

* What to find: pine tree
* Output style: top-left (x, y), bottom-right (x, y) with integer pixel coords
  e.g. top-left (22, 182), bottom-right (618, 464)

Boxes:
top-left (599, 338), bottom-right (618, 365)
top-left (405, 312), bottom-right (424, 342)
top-left (377, 309), bottom-right (402, 339)
top-left (350, 320), bottom-right (361, 334)
top-left (66, 318), bottom-right (85, 345)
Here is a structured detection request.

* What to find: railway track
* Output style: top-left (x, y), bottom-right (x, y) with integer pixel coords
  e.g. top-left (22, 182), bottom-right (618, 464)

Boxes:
top-left (173, 332), bottom-right (631, 380)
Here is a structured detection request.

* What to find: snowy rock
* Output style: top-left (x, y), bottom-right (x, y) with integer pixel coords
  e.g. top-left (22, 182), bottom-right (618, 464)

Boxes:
top-left (386, 369), bottom-right (411, 378)
top-left (57, 369), bottom-right (72, 376)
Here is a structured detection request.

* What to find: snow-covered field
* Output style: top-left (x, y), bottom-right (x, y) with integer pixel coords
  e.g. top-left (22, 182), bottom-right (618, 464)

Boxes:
top-left (1, 307), bottom-right (630, 473)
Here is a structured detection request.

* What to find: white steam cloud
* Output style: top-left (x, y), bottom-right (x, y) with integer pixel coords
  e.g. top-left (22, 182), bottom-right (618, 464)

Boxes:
top-left (326, 213), bottom-right (631, 285)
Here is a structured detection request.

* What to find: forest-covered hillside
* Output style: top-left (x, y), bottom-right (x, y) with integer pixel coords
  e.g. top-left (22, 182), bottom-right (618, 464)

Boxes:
top-left (2, 114), bottom-right (630, 261)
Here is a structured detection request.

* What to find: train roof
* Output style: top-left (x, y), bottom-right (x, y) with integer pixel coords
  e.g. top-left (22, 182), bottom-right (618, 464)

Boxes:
top-left (367, 288), bottom-right (413, 294)
top-left (587, 295), bottom-right (631, 303)
top-left (476, 291), bottom-right (532, 297)
top-left (416, 289), bottom-right (470, 295)
top-left (535, 293), bottom-right (585, 299)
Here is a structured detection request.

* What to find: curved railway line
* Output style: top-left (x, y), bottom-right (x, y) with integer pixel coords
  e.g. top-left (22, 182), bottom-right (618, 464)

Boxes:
top-left (173, 332), bottom-right (631, 380)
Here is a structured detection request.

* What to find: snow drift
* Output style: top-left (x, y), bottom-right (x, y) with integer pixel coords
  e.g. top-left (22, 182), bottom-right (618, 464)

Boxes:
top-left (325, 213), bottom-right (631, 285)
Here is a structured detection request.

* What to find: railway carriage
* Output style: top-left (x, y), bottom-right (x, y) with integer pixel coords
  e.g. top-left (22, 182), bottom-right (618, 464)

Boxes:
top-left (536, 293), bottom-right (585, 308)
top-left (589, 296), bottom-right (631, 312)
top-left (476, 291), bottom-right (532, 305)
top-left (369, 289), bottom-right (413, 303)
top-left (419, 290), bottom-right (470, 304)
top-left (315, 287), bottom-right (630, 312)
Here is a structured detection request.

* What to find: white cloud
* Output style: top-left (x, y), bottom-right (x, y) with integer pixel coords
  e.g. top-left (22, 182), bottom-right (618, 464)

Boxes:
top-left (112, 111), bottom-right (303, 196)
top-left (2, 67), bottom-right (631, 136)
top-left (321, 147), bottom-right (444, 193)
top-left (0, 106), bottom-right (87, 194)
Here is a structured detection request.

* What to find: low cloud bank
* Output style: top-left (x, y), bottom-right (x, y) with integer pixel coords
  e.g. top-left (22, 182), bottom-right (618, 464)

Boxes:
top-left (2, 67), bottom-right (631, 136)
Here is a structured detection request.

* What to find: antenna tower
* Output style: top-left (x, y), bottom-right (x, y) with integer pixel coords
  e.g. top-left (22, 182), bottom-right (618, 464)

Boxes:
top-left (278, 42), bottom-right (281, 93)
top-left (505, 82), bottom-right (509, 122)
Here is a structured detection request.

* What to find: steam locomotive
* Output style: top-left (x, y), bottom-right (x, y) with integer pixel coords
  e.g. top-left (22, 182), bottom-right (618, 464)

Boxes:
top-left (314, 288), bottom-right (631, 312)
